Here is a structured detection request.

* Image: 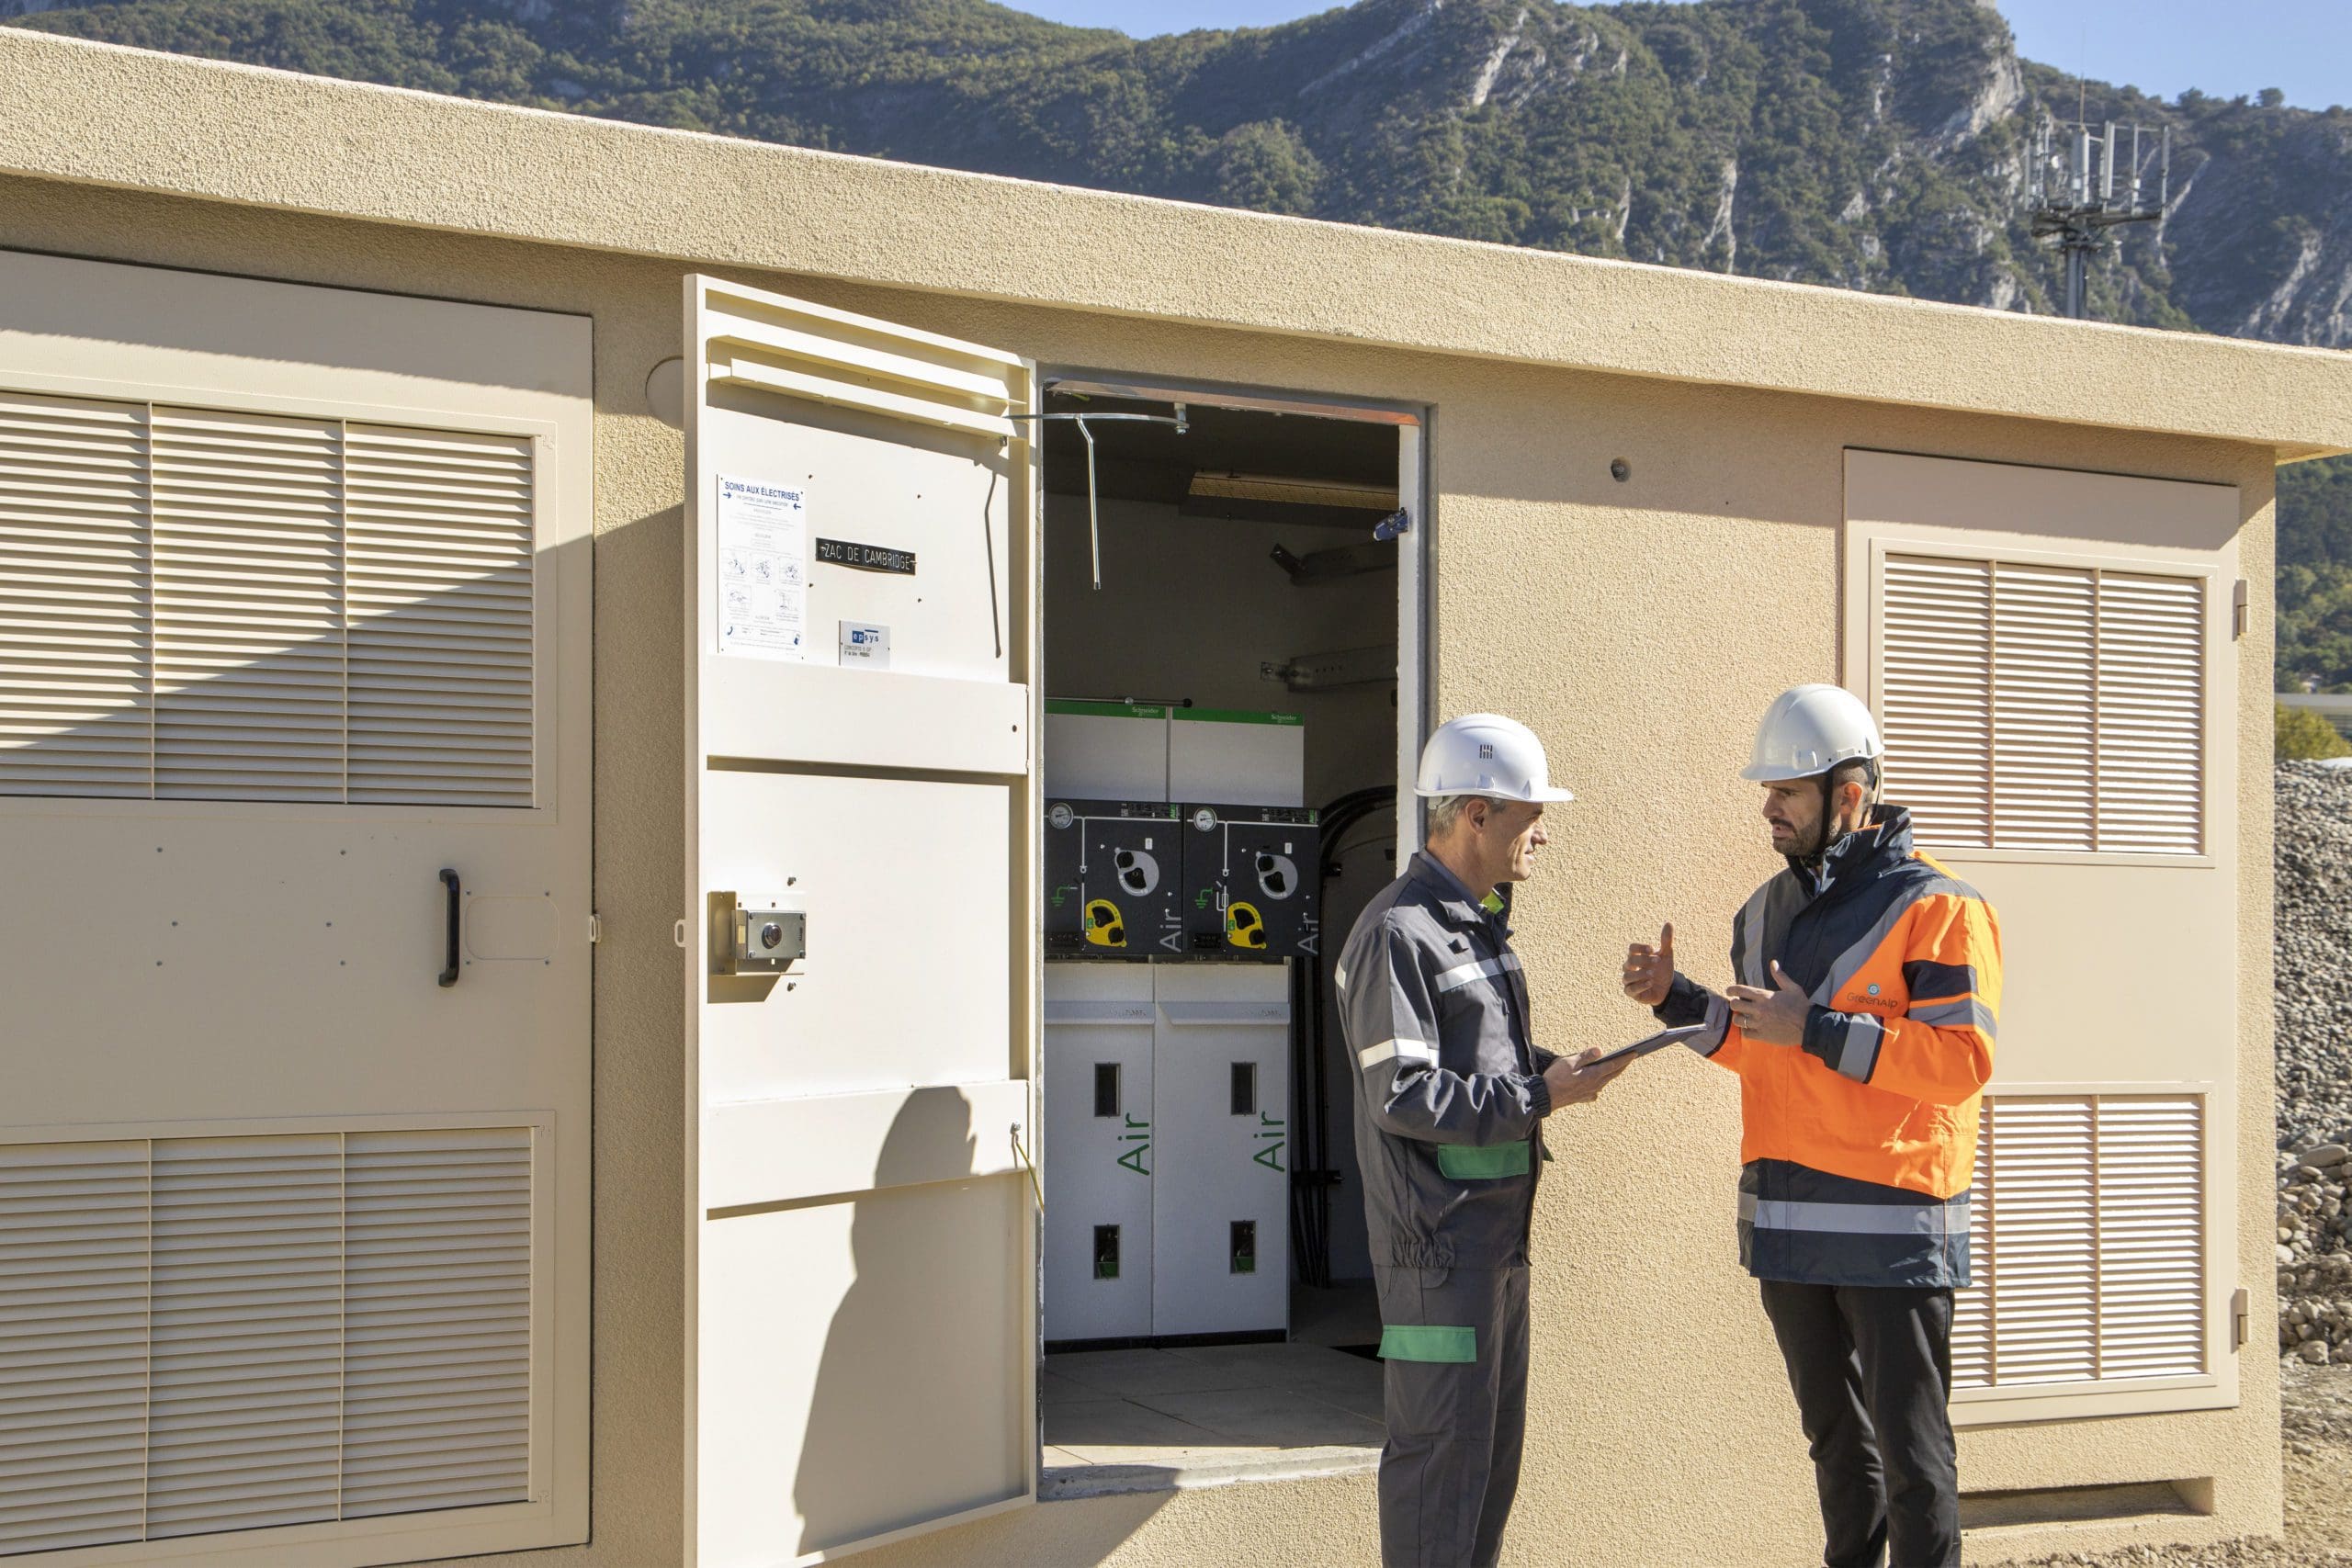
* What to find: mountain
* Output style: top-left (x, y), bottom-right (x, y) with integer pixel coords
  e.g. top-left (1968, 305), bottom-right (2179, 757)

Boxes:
top-left (6, 0), bottom-right (2352, 682)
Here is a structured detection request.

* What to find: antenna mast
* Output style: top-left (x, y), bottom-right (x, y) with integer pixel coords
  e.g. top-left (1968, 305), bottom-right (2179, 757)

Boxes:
top-left (2027, 108), bottom-right (2170, 320)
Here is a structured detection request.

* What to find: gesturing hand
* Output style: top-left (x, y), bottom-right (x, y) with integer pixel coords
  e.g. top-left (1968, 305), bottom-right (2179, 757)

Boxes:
top-left (1544, 1045), bottom-right (1632, 1110)
top-left (1622, 922), bottom-right (1676, 1008)
top-left (1724, 961), bottom-right (1812, 1047)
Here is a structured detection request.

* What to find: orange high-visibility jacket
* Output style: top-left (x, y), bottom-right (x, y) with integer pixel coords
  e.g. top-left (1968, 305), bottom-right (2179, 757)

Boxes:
top-left (1656, 806), bottom-right (2003, 1287)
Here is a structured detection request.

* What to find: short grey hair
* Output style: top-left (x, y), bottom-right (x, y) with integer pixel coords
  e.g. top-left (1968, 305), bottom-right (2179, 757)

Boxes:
top-left (1426, 795), bottom-right (1482, 838)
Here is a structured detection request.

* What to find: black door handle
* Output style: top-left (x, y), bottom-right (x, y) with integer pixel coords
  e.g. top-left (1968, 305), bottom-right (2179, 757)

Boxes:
top-left (439, 868), bottom-right (461, 987)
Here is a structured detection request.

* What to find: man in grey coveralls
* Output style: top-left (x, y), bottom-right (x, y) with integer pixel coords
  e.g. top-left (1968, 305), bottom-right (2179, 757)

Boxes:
top-left (1338, 713), bottom-right (1629, 1568)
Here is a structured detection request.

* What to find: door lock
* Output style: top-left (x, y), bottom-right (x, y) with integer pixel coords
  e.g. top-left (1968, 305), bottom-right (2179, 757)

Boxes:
top-left (711, 892), bottom-right (806, 975)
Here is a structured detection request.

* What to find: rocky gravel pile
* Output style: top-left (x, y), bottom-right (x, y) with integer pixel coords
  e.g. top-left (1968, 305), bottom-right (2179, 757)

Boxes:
top-left (2275, 763), bottom-right (2352, 1360)
top-left (2277, 1139), bottom-right (2352, 1363)
top-left (2274, 761), bottom-right (2352, 1145)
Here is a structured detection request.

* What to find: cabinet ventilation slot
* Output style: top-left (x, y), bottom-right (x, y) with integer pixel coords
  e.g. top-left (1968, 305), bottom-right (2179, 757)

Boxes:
top-left (0, 1128), bottom-right (534, 1557)
top-left (0, 389), bottom-right (535, 807)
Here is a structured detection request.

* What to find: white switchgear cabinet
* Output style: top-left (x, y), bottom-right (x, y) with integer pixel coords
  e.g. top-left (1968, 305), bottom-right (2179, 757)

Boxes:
top-left (1041, 965), bottom-right (1157, 1343)
top-left (1148, 965), bottom-right (1292, 1338)
top-left (1042, 964), bottom-right (1292, 1342)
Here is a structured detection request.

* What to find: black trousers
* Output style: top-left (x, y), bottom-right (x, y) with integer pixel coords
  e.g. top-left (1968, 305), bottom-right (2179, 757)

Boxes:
top-left (1759, 1280), bottom-right (1961, 1568)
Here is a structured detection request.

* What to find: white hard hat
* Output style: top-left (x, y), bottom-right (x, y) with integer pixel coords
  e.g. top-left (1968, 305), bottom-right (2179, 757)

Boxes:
top-left (1741, 683), bottom-right (1883, 783)
top-left (1415, 713), bottom-right (1574, 803)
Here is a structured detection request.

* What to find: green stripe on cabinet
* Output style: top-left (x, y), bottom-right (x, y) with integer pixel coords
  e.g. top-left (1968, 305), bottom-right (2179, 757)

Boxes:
top-left (1170, 708), bottom-right (1303, 726)
top-left (1044, 700), bottom-right (1170, 719)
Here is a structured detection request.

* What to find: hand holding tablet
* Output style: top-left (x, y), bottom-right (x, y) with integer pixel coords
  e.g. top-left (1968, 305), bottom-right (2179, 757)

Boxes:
top-left (1581, 1023), bottom-right (1713, 1068)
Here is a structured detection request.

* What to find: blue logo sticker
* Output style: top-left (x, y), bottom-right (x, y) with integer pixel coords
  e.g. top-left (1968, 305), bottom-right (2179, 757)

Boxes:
top-left (1866, 984), bottom-right (1882, 997)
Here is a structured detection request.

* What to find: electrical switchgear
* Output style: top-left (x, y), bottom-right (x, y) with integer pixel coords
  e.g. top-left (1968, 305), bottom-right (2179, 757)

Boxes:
top-left (1044, 800), bottom-right (1183, 960)
top-left (1182, 805), bottom-right (1321, 962)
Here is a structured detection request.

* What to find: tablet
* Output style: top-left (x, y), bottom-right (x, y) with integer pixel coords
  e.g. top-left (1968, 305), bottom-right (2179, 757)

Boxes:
top-left (1581, 1024), bottom-right (1713, 1068)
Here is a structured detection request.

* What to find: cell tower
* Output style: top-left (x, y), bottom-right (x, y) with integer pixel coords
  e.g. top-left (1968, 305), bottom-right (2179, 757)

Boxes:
top-left (2026, 111), bottom-right (2171, 319)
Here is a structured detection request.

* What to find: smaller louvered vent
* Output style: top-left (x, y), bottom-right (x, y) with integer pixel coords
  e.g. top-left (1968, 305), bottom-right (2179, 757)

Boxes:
top-left (1952, 1094), bottom-right (2205, 1393)
top-left (150, 409), bottom-right (346, 804)
top-left (345, 428), bottom-right (535, 807)
top-left (1878, 553), bottom-right (2204, 854)
top-left (0, 391), bottom-right (152, 799)
top-left (0, 389), bottom-right (536, 807)
top-left (0, 1129), bottom-right (533, 1559)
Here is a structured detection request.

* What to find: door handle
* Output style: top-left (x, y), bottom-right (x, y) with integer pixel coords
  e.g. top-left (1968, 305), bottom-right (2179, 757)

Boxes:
top-left (439, 868), bottom-right (461, 987)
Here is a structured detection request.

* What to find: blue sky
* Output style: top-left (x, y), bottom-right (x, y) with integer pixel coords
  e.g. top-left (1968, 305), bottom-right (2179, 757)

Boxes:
top-left (1000, 1), bottom-right (2352, 111)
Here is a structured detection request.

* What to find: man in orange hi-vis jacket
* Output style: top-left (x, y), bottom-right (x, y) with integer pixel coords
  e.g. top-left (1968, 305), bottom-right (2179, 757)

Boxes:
top-left (1622, 684), bottom-right (2002, 1568)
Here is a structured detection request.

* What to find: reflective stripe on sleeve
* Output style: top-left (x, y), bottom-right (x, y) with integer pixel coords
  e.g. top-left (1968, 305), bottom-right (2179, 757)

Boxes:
top-left (1688, 993), bottom-right (1733, 1056)
top-left (1908, 997), bottom-right (1998, 1035)
top-left (1835, 1013), bottom-right (1885, 1083)
top-left (1358, 1038), bottom-right (1437, 1071)
top-left (1740, 1192), bottom-right (1971, 1236)
top-left (1333, 960), bottom-right (1350, 992)
top-left (1433, 953), bottom-right (1522, 994)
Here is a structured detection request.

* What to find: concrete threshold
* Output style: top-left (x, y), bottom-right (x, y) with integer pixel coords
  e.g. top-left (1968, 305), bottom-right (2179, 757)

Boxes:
top-left (1043, 1444), bottom-right (1381, 1501)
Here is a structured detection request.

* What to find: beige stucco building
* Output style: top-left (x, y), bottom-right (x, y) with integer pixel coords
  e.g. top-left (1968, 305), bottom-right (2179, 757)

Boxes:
top-left (3, 27), bottom-right (2348, 1568)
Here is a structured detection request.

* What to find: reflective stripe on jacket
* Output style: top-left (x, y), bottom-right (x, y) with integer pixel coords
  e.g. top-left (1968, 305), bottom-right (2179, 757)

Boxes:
top-left (1657, 805), bottom-right (2002, 1288)
top-left (1339, 852), bottom-right (1556, 1269)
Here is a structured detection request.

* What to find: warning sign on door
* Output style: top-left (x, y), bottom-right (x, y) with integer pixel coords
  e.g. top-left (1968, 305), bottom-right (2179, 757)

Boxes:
top-left (716, 474), bottom-right (809, 660)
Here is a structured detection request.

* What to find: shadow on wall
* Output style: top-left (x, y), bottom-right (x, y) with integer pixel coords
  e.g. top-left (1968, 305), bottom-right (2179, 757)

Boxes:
top-left (786, 1090), bottom-right (1178, 1565)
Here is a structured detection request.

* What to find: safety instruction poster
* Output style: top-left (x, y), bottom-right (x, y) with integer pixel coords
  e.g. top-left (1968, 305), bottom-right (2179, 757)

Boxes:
top-left (716, 474), bottom-right (809, 660)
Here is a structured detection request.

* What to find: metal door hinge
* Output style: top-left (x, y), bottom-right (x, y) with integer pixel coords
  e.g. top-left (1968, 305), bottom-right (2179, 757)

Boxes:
top-left (587, 914), bottom-right (604, 944)
top-left (2232, 1286), bottom-right (2249, 1349)
top-left (673, 918), bottom-right (688, 950)
top-left (2233, 579), bottom-right (2249, 639)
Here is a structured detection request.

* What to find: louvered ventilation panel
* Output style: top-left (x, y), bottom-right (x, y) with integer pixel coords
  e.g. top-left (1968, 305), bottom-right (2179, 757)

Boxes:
top-left (1879, 555), bottom-right (1993, 849)
top-left (345, 428), bottom-right (534, 807)
top-left (0, 1130), bottom-right (532, 1558)
top-left (150, 409), bottom-right (346, 803)
top-left (0, 388), bottom-right (534, 807)
top-left (0, 392), bottom-right (152, 798)
top-left (2094, 1098), bottom-right (2206, 1378)
top-left (2096, 574), bottom-right (2204, 854)
top-left (1991, 564), bottom-right (2096, 852)
top-left (1951, 1094), bottom-right (2205, 1392)
top-left (1878, 553), bottom-right (2203, 854)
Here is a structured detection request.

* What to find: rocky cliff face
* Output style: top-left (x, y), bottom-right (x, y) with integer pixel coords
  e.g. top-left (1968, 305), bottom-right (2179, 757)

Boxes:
top-left (6, 0), bottom-right (2352, 350)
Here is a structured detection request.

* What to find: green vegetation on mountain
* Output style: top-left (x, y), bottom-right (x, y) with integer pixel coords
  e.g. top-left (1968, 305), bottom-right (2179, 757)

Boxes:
top-left (6, 0), bottom-right (2352, 680)
top-left (2277, 700), bottom-right (2352, 761)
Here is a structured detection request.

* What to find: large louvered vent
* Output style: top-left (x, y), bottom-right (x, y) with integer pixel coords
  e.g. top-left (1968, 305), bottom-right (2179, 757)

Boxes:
top-left (1951, 1094), bottom-right (2205, 1392)
top-left (0, 389), bottom-right (534, 807)
top-left (0, 1129), bottom-right (532, 1556)
top-left (1877, 554), bottom-right (2202, 854)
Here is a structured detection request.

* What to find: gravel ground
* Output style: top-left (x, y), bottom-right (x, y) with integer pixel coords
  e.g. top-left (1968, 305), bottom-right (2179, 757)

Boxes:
top-left (2015, 764), bottom-right (2352, 1565)
top-left (2017, 1361), bottom-right (2352, 1568)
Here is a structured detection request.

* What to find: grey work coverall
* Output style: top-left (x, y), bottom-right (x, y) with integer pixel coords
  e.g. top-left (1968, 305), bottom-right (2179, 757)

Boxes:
top-left (1337, 851), bottom-right (1558, 1568)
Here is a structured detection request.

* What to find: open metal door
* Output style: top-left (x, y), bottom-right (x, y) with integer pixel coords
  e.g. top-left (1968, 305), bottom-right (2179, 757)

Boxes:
top-left (683, 276), bottom-right (1040, 1566)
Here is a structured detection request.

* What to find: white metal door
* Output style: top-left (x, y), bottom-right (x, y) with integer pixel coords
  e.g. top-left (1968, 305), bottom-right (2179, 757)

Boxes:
top-left (684, 275), bottom-right (1039, 1566)
top-left (0, 254), bottom-right (592, 1566)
